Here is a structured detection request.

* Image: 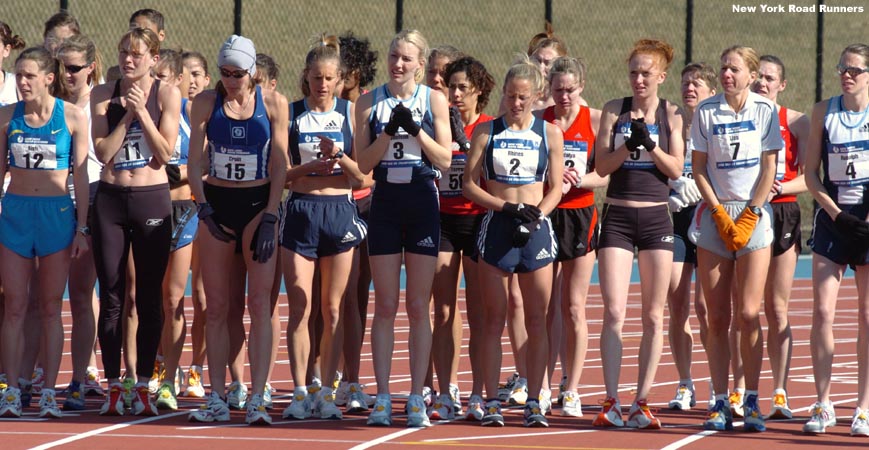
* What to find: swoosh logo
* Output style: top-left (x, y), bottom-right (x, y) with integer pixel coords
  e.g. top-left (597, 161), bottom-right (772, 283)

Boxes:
top-left (60, 206), bottom-right (70, 212)
top-left (51, 129), bottom-right (62, 135)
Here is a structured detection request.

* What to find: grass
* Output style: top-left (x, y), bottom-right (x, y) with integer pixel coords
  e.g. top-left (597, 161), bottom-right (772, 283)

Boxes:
top-left (2, 0), bottom-right (861, 250)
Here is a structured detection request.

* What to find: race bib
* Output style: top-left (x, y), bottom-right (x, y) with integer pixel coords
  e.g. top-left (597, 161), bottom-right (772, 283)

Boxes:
top-left (615, 122), bottom-right (657, 169)
top-left (211, 145), bottom-right (261, 181)
top-left (438, 152), bottom-right (467, 197)
top-left (298, 131), bottom-right (344, 176)
top-left (9, 137), bottom-right (58, 170)
top-left (114, 123), bottom-right (153, 170)
top-left (492, 138), bottom-right (539, 184)
top-left (379, 132), bottom-right (423, 184)
top-left (563, 139), bottom-right (588, 173)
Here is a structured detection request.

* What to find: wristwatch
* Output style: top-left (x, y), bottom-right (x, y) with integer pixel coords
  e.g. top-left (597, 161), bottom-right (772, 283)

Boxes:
top-left (748, 205), bottom-right (762, 216)
top-left (574, 176), bottom-right (583, 189)
top-left (332, 150), bottom-right (345, 160)
top-left (77, 225), bottom-right (91, 236)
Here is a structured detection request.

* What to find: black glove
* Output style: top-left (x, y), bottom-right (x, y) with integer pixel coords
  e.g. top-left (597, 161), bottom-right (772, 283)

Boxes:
top-left (198, 202), bottom-right (235, 242)
top-left (392, 103), bottom-right (420, 136)
top-left (449, 106), bottom-right (470, 152)
top-left (166, 164), bottom-right (181, 187)
top-left (251, 212), bottom-right (278, 263)
top-left (512, 224), bottom-right (532, 248)
top-left (502, 202), bottom-right (542, 223)
top-left (834, 211), bottom-right (869, 240)
top-left (626, 118), bottom-right (656, 152)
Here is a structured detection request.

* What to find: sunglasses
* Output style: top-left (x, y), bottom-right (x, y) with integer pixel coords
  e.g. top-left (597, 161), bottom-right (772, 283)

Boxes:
top-left (219, 67), bottom-right (248, 79)
top-left (836, 64), bottom-right (869, 78)
top-left (65, 64), bottom-right (89, 74)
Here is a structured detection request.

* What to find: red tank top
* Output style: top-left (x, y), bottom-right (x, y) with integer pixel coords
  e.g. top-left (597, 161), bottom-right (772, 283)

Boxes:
top-left (439, 113), bottom-right (492, 214)
top-left (771, 106), bottom-right (798, 204)
top-left (543, 105), bottom-right (596, 209)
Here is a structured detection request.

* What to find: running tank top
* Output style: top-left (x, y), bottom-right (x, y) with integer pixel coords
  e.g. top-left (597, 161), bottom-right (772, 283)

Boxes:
top-left (544, 105), bottom-right (596, 209)
top-left (483, 116), bottom-right (548, 185)
top-left (0, 71), bottom-right (17, 106)
top-left (439, 113), bottom-right (492, 214)
top-left (822, 95), bottom-right (869, 206)
top-left (207, 86), bottom-right (272, 181)
top-left (368, 84), bottom-right (437, 184)
top-left (7, 98), bottom-right (72, 170)
top-left (289, 97), bottom-right (353, 177)
top-left (606, 97), bottom-right (671, 202)
top-left (107, 80), bottom-right (162, 170)
top-left (169, 97), bottom-right (191, 166)
top-left (771, 105), bottom-right (799, 204)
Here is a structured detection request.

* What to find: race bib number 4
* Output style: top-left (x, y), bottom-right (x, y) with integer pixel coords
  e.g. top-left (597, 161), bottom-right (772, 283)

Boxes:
top-left (828, 140), bottom-right (869, 186)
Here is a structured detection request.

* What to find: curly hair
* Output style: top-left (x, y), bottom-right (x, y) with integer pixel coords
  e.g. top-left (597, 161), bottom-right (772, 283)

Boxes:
top-left (338, 31), bottom-right (377, 89)
top-left (443, 56), bottom-right (495, 114)
top-left (0, 21), bottom-right (25, 50)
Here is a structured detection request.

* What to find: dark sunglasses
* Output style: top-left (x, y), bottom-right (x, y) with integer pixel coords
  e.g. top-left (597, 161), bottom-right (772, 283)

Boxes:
top-left (836, 64), bottom-right (869, 78)
top-left (219, 67), bottom-right (248, 79)
top-left (64, 64), bottom-right (88, 74)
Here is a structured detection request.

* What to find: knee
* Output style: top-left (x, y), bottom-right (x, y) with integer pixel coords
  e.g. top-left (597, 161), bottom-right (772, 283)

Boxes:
top-left (373, 298), bottom-right (399, 320)
top-left (206, 299), bottom-right (229, 322)
top-left (642, 310), bottom-right (664, 331)
top-left (322, 302), bottom-right (341, 329)
top-left (405, 299), bottom-right (430, 325)
top-left (433, 303), bottom-right (452, 328)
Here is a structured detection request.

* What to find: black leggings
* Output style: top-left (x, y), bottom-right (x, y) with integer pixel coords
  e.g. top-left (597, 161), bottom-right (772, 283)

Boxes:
top-left (93, 182), bottom-right (172, 380)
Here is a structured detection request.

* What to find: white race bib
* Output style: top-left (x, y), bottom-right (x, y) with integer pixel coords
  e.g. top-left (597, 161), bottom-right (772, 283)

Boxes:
top-left (114, 124), bottom-right (153, 170)
top-left (212, 145), bottom-right (260, 181)
top-left (438, 152), bottom-right (466, 197)
top-left (10, 142), bottom-right (58, 170)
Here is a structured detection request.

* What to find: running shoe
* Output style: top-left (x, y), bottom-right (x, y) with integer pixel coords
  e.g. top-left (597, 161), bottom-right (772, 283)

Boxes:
top-left (366, 394), bottom-right (392, 426)
top-left (306, 380), bottom-right (322, 415)
top-left (263, 382), bottom-right (274, 410)
top-left (668, 384), bottom-right (696, 410)
top-left (155, 382), bottom-right (178, 410)
top-left (39, 388), bottom-right (62, 419)
top-left (347, 382), bottom-right (370, 413)
top-left (0, 386), bottom-right (22, 418)
top-left (593, 397), bottom-right (623, 427)
top-left (539, 389), bottom-right (552, 416)
top-left (421, 386), bottom-right (436, 412)
top-left (742, 394), bottom-right (765, 432)
top-left (626, 399), bottom-right (661, 429)
top-left (282, 388), bottom-right (312, 420)
top-left (803, 401), bottom-right (836, 434)
top-left (851, 408), bottom-right (869, 436)
top-left (481, 399), bottom-right (504, 427)
top-left (173, 367), bottom-right (185, 395)
top-left (766, 389), bottom-right (793, 420)
top-left (227, 381), bottom-right (248, 410)
top-left (466, 394), bottom-right (485, 421)
top-left (729, 390), bottom-right (744, 418)
top-left (0, 373), bottom-right (7, 393)
top-left (245, 393), bottom-right (271, 425)
top-left (429, 393), bottom-right (455, 420)
top-left (497, 372), bottom-right (519, 402)
top-left (556, 375), bottom-right (567, 406)
top-left (19, 379), bottom-right (32, 408)
top-left (703, 398), bottom-right (734, 431)
top-left (99, 382), bottom-right (125, 416)
top-left (122, 377), bottom-right (136, 408)
top-left (84, 366), bottom-right (105, 396)
top-left (449, 383), bottom-right (462, 416)
top-left (184, 366), bottom-right (205, 398)
top-left (561, 391), bottom-right (583, 417)
top-left (406, 394), bottom-right (431, 427)
top-left (131, 384), bottom-right (158, 416)
top-left (317, 388), bottom-right (343, 420)
top-left (523, 399), bottom-right (549, 427)
top-left (335, 381), bottom-right (350, 407)
top-left (508, 377), bottom-right (529, 406)
top-left (148, 360), bottom-right (165, 394)
top-left (31, 367), bottom-right (44, 395)
top-left (189, 391), bottom-right (230, 423)
top-left (63, 380), bottom-right (86, 411)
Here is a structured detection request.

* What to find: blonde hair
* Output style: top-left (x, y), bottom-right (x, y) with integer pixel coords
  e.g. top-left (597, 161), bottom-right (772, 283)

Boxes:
top-left (390, 29), bottom-right (428, 84)
top-left (548, 56), bottom-right (587, 88)
top-left (119, 27), bottom-right (160, 57)
top-left (504, 53), bottom-right (545, 94)
top-left (300, 33), bottom-right (341, 97)
top-left (56, 33), bottom-right (103, 85)
top-left (527, 22), bottom-right (568, 58)
top-left (721, 45), bottom-right (759, 74)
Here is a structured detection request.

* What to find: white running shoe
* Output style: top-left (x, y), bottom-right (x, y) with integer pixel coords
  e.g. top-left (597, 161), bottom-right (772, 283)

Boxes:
top-left (184, 366), bottom-right (206, 398)
top-left (466, 394), bottom-right (485, 421)
top-left (227, 381), bottom-right (248, 410)
top-left (804, 401), bottom-right (836, 434)
top-left (245, 393), bottom-right (272, 425)
top-left (282, 387), bottom-right (312, 420)
top-left (367, 394), bottom-right (392, 426)
top-left (406, 394), bottom-right (431, 427)
top-left (317, 388), bottom-right (343, 420)
top-left (508, 377), bottom-right (528, 406)
top-left (347, 382), bottom-right (370, 413)
top-left (429, 393), bottom-right (454, 420)
top-left (0, 386), bottom-right (22, 418)
top-left (189, 391), bottom-right (231, 423)
top-left (852, 408), bottom-right (869, 436)
top-left (668, 384), bottom-right (696, 410)
top-left (561, 390), bottom-right (583, 417)
top-left (766, 389), bottom-right (793, 420)
top-left (39, 388), bottom-right (62, 419)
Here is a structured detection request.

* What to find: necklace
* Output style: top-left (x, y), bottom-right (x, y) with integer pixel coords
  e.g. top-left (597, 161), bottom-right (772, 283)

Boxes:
top-left (225, 91), bottom-right (253, 116)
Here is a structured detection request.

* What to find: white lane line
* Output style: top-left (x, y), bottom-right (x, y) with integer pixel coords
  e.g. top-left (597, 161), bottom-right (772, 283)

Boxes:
top-left (423, 428), bottom-right (599, 442)
top-left (347, 428), bottom-right (422, 450)
top-left (28, 411), bottom-right (188, 450)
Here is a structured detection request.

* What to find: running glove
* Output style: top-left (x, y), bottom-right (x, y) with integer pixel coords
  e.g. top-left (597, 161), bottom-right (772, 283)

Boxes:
top-left (251, 212), bottom-right (278, 263)
top-left (834, 211), bottom-right (869, 240)
top-left (449, 106), bottom-right (471, 151)
top-left (383, 105), bottom-right (402, 136)
top-left (392, 103), bottom-right (420, 136)
top-left (503, 202), bottom-right (542, 223)
top-left (166, 164), bottom-right (181, 187)
top-left (626, 118), bottom-right (656, 152)
top-left (710, 206), bottom-right (737, 250)
top-left (512, 223), bottom-right (532, 248)
top-left (197, 202), bottom-right (235, 243)
top-left (669, 176), bottom-right (702, 205)
top-left (668, 194), bottom-right (688, 213)
top-left (730, 207), bottom-right (760, 251)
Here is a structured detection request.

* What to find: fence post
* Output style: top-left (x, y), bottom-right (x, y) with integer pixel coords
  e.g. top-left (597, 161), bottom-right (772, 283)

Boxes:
top-left (685, 0), bottom-right (693, 65)
top-left (60, 0), bottom-right (68, 11)
top-left (815, 0), bottom-right (824, 102)
top-left (395, 0), bottom-right (404, 33)
top-left (234, 0), bottom-right (242, 35)
top-left (545, 0), bottom-right (552, 26)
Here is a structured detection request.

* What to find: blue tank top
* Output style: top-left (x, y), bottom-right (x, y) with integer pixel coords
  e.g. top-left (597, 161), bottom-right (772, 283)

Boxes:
top-left (368, 84), bottom-right (437, 184)
top-left (483, 117), bottom-right (548, 184)
top-left (289, 97), bottom-right (353, 177)
top-left (169, 97), bottom-right (191, 165)
top-left (206, 86), bottom-right (271, 181)
top-left (7, 98), bottom-right (72, 171)
top-left (822, 95), bottom-right (869, 205)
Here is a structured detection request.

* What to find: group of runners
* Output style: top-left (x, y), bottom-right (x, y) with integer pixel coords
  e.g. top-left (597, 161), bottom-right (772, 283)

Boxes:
top-left (0, 8), bottom-right (868, 437)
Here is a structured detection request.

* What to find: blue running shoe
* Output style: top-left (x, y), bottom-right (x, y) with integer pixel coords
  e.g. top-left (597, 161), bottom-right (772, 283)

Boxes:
top-left (742, 394), bottom-right (766, 432)
top-left (703, 398), bottom-right (733, 431)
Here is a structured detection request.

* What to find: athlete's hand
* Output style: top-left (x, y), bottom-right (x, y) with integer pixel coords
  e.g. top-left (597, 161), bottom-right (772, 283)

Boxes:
top-left (710, 206), bottom-right (737, 250)
top-left (627, 118), bottom-right (656, 152)
top-left (198, 202), bottom-right (236, 242)
top-left (449, 106), bottom-right (470, 151)
top-left (71, 233), bottom-right (89, 259)
top-left (512, 223), bottom-right (532, 248)
top-left (669, 176), bottom-right (702, 205)
top-left (392, 103), bottom-right (420, 136)
top-left (166, 164), bottom-right (181, 186)
top-left (126, 84), bottom-right (147, 115)
top-left (668, 194), bottom-right (688, 213)
top-left (502, 202), bottom-right (542, 223)
top-left (731, 207), bottom-right (760, 251)
top-left (317, 135), bottom-right (339, 159)
top-left (251, 212), bottom-right (278, 263)
top-left (834, 211), bottom-right (869, 240)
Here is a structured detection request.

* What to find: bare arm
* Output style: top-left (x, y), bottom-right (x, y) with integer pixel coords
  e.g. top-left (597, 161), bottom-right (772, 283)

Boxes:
top-left (417, 89), bottom-right (453, 171)
top-left (462, 124), bottom-right (504, 211)
top-left (354, 92), bottom-right (391, 174)
top-left (67, 103), bottom-right (90, 257)
top-left (805, 100), bottom-right (840, 218)
top-left (264, 90), bottom-right (289, 216)
top-left (593, 100), bottom-right (628, 177)
top-left (145, 83), bottom-right (182, 166)
top-left (692, 150), bottom-right (719, 208)
top-left (779, 110), bottom-right (810, 196)
top-left (186, 91), bottom-right (215, 204)
top-left (648, 103), bottom-right (685, 179)
top-left (91, 84), bottom-right (133, 164)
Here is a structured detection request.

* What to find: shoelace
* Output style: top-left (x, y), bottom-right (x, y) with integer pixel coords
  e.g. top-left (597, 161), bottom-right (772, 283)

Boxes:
top-left (598, 398), bottom-right (617, 412)
top-left (729, 391), bottom-right (742, 405)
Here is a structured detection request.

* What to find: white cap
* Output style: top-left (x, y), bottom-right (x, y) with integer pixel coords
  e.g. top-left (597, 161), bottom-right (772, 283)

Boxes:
top-left (217, 35), bottom-right (256, 76)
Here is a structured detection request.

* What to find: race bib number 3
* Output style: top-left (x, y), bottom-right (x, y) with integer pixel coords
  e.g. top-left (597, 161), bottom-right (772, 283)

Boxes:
top-left (9, 142), bottom-right (58, 170)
